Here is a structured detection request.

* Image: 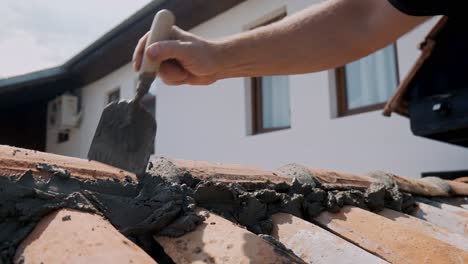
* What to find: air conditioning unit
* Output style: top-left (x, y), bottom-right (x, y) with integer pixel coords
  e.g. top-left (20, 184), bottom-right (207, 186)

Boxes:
top-left (47, 94), bottom-right (80, 131)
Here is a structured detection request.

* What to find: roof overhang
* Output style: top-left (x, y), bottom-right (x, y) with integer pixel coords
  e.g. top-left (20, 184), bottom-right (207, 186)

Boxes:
top-left (0, 0), bottom-right (245, 109)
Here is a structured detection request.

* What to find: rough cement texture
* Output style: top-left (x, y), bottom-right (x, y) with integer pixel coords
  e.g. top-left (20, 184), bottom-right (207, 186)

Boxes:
top-left (0, 169), bottom-right (201, 264)
top-left (366, 171), bottom-right (397, 188)
top-left (149, 160), bottom-right (417, 235)
top-left (276, 163), bottom-right (320, 186)
top-left (1, 160), bottom-right (416, 263)
top-left (420, 176), bottom-right (452, 193)
top-left (366, 171), bottom-right (414, 211)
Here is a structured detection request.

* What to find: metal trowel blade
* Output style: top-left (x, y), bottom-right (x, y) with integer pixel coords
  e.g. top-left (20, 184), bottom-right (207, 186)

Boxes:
top-left (88, 100), bottom-right (156, 175)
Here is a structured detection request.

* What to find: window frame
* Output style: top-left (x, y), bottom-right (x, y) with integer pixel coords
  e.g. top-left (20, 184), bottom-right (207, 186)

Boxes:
top-left (251, 77), bottom-right (291, 134)
top-left (250, 12), bottom-right (290, 135)
top-left (335, 44), bottom-right (400, 117)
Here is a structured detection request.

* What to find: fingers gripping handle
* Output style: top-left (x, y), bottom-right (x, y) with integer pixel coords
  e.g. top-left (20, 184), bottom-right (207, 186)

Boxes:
top-left (140, 9), bottom-right (176, 74)
top-left (135, 9), bottom-right (175, 103)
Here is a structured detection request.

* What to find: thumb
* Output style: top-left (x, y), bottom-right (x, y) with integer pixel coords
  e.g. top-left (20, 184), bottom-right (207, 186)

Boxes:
top-left (146, 40), bottom-right (188, 65)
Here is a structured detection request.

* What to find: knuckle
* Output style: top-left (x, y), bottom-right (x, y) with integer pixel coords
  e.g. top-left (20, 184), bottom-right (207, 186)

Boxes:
top-left (151, 42), bottom-right (172, 60)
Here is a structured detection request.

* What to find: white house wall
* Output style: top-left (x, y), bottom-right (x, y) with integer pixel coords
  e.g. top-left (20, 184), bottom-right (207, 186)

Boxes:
top-left (46, 64), bottom-right (138, 158)
top-left (46, 0), bottom-right (467, 178)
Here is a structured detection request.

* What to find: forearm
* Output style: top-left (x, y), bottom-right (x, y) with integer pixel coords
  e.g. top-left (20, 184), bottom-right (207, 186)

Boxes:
top-left (214, 0), bottom-right (428, 78)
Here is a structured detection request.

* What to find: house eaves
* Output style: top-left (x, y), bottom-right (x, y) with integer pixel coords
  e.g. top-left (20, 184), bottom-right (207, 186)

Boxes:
top-left (0, 0), bottom-right (245, 109)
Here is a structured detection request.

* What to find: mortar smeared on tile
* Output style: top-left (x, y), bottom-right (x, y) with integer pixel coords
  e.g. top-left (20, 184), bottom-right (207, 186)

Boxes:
top-left (0, 159), bottom-right (415, 263)
top-left (0, 168), bottom-right (200, 263)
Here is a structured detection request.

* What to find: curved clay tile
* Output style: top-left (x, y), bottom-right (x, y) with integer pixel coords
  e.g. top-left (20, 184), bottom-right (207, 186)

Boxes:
top-left (155, 209), bottom-right (305, 263)
top-left (454, 177), bottom-right (468, 184)
top-left (446, 180), bottom-right (468, 196)
top-left (278, 164), bottom-right (376, 189)
top-left (15, 209), bottom-right (155, 264)
top-left (150, 157), bottom-right (291, 184)
top-left (153, 157), bottom-right (463, 197)
top-left (433, 197), bottom-right (468, 210)
top-left (378, 208), bottom-right (468, 251)
top-left (411, 200), bottom-right (468, 236)
top-left (2, 145), bottom-right (467, 263)
top-left (0, 145), bottom-right (135, 181)
top-left (271, 213), bottom-right (388, 263)
top-left (315, 206), bottom-right (468, 264)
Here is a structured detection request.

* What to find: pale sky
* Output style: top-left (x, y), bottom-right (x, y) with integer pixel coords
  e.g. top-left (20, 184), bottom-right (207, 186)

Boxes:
top-left (0, 0), bottom-right (152, 79)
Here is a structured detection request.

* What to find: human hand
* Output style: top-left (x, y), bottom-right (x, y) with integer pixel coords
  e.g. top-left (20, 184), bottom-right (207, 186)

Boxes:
top-left (133, 26), bottom-right (222, 85)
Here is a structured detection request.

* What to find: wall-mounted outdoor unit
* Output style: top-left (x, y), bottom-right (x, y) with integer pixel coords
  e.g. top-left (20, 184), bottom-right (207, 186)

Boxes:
top-left (47, 94), bottom-right (80, 131)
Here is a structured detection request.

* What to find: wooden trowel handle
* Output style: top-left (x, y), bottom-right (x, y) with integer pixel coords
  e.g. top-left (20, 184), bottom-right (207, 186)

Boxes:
top-left (140, 9), bottom-right (175, 75)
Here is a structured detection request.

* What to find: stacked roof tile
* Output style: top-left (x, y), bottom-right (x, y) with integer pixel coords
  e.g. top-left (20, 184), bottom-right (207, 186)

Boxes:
top-left (0, 145), bottom-right (467, 263)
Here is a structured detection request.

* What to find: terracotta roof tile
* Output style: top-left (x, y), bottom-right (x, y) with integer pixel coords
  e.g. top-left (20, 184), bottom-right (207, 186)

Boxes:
top-left (151, 157), bottom-right (291, 184)
top-left (455, 177), bottom-right (468, 184)
top-left (410, 200), bottom-right (468, 235)
top-left (278, 164), bottom-right (375, 189)
top-left (271, 213), bottom-right (388, 263)
top-left (0, 145), bottom-right (135, 182)
top-left (433, 197), bottom-right (468, 209)
top-left (156, 158), bottom-right (465, 196)
top-left (155, 209), bottom-right (305, 263)
top-left (446, 180), bottom-right (468, 196)
top-left (378, 208), bottom-right (468, 251)
top-left (389, 173), bottom-right (450, 196)
top-left (314, 206), bottom-right (468, 263)
top-left (1, 145), bottom-right (467, 263)
top-left (15, 209), bottom-right (155, 264)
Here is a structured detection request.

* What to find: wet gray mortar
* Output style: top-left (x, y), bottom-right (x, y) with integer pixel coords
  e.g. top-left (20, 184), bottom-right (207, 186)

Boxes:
top-left (0, 159), bottom-right (416, 263)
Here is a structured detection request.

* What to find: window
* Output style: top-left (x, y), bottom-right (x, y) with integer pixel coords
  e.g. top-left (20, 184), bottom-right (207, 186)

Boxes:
top-left (336, 44), bottom-right (399, 116)
top-left (57, 131), bottom-right (69, 143)
top-left (251, 13), bottom-right (290, 134)
top-left (107, 88), bottom-right (120, 104)
top-left (252, 76), bottom-right (291, 133)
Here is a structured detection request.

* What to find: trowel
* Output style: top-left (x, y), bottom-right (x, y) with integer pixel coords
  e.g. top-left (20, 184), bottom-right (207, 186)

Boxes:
top-left (88, 10), bottom-right (175, 175)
